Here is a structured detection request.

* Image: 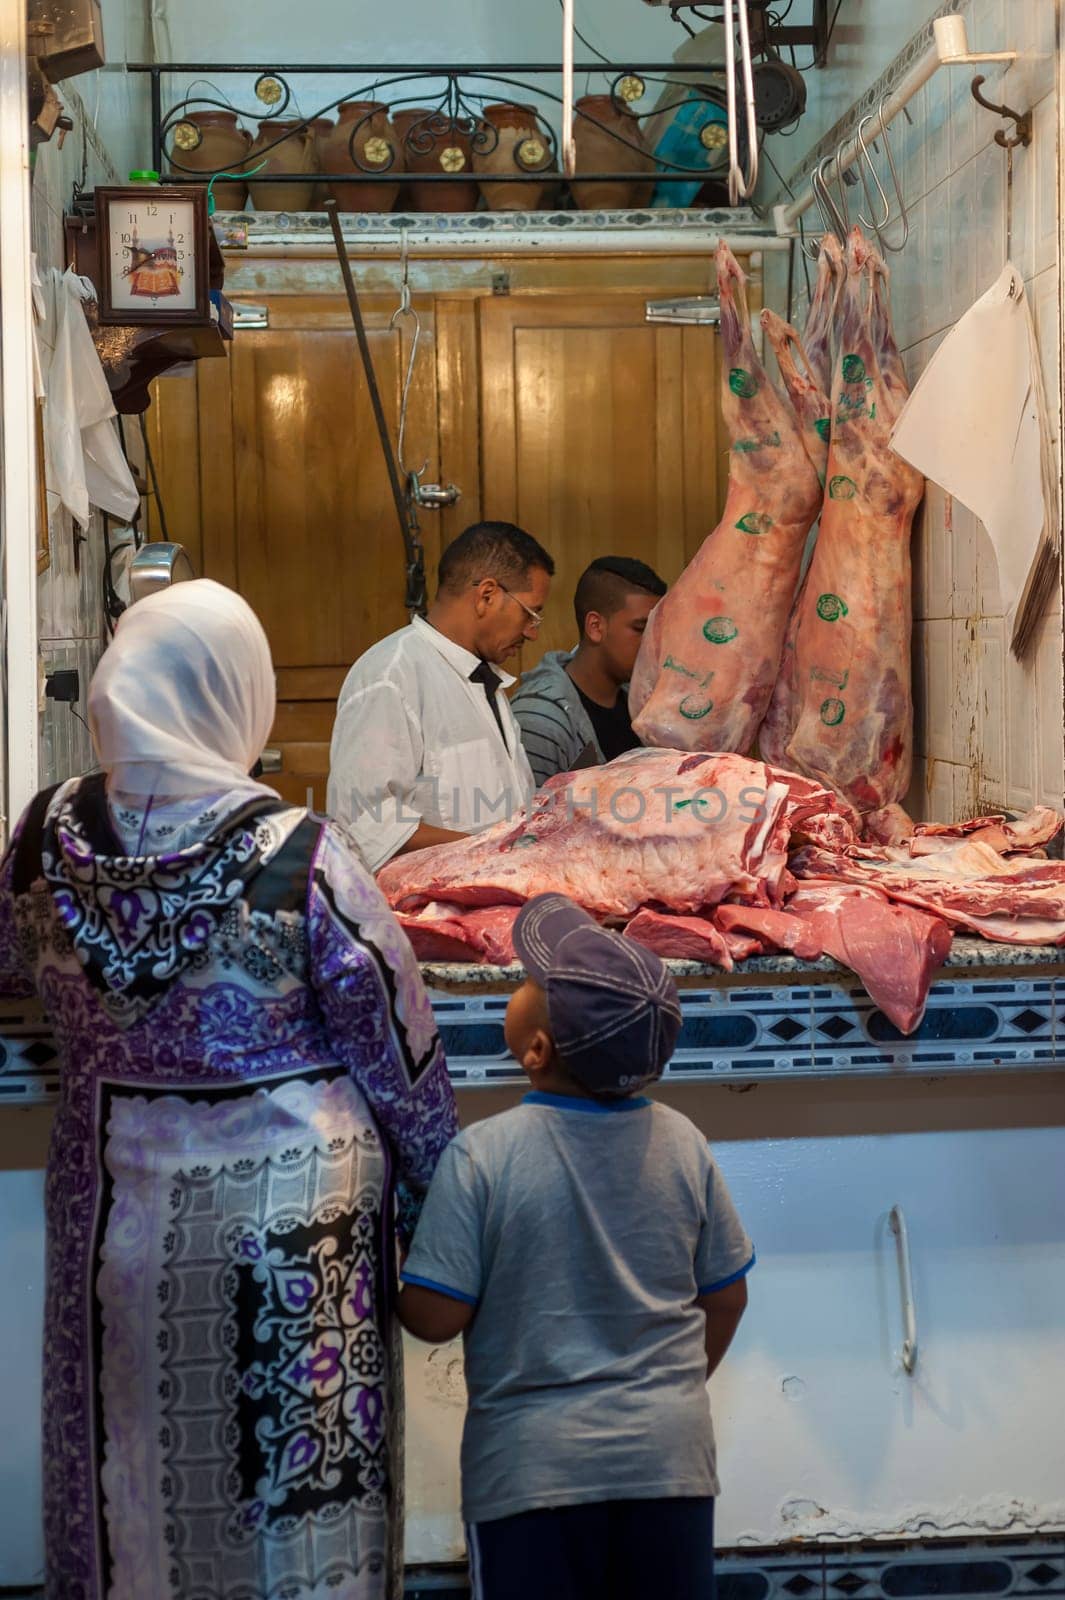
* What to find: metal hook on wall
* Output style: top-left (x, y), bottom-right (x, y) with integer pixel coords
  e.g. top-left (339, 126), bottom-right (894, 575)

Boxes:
top-left (855, 114), bottom-right (892, 237)
top-left (812, 156), bottom-right (847, 240)
top-left (869, 98), bottom-right (909, 252)
top-left (970, 74), bottom-right (1033, 150)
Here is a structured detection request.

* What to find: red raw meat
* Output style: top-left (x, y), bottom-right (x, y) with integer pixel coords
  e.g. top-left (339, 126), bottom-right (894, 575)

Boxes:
top-left (910, 806), bottom-right (1062, 855)
top-left (862, 803), bottom-right (916, 846)
top-left (786, 880), bottom-right (952, 1033)
top-left (720, 929), bottom-right (764, 961)
top-left (758, 246), bottom-right (838, 769)
top-left (378, 749), bottom-right (794, 920)
top-left (715, 902), bottom-right (822, 960)
top-left (629, 243), bottom-right (822, 753)
top-left (396, 902), bottom-right (519, 964)
top-left (801, 230), bottom-right (845, 396)
top-left (625, 909), bottom-right (733, 968)
top-left (784, 230), bottom-right (924, 813)
top-left (791, 842), bottom-right (1065, 943)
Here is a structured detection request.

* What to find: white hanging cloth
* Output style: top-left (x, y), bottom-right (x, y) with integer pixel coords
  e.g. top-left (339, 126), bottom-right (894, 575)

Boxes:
top-left (37, 266), bottom-right (140, 529)
top-left (890, 263), bottom-right (1059, 658)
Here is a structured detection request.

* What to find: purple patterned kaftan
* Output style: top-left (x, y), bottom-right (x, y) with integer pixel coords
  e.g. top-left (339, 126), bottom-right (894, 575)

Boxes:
top-left (0, 774), bottom-right (459, 1600)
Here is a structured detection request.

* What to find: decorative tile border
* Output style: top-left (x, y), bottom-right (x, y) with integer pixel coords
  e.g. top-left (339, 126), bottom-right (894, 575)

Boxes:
top-left (430, 973), bottom-right (1061, 1088)
top-left (405, 1538), bottom-right (1065, 1600)
top-left (216, 204), bottom-right (762, 243)
top-left (4, 957), bottom-right (1062, 1104)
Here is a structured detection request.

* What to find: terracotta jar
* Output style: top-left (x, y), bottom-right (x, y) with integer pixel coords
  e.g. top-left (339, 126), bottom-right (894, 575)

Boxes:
top-left (169, 110), bottom-right (251, 211)
top-left (319, 101), bottom-right (404, 213)
top-left (392, 108), bottom-right (478, 213)
top-left (247, 118), bottom-right (316, 211)
top-left (572, 95), bottom-right (655, 211)
top-left (473, 103), bottom-right (552, 212)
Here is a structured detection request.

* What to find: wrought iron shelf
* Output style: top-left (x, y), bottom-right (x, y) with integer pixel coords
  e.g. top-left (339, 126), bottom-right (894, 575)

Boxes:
top-left (128, 60), bottom-right (744, 204)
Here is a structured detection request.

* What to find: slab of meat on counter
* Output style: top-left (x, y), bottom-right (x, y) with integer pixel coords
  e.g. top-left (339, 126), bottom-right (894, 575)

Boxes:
top-left (792, 834), bottom-right (1065, 945)
top-left (785, 881), bottom-right (952, 1035)
top-left (628, 243), bottom-right (822, 753)
top-left (377, 748), bottom-right (1065, 1036)
top-left (784, 229), bottom-right (925, 813)
top-left (378, 749), bottom-right (794, 919)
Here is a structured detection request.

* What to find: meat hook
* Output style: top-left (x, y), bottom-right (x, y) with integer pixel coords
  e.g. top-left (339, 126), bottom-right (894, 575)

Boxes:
top-left (970, 75), bottom-right (1033, 150)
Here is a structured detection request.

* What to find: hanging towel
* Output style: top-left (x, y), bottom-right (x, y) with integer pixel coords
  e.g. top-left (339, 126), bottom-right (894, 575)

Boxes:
top-left (39, 266), bottom-right (140, 529)
top-left (890, 263), bottom-right (1059, 658)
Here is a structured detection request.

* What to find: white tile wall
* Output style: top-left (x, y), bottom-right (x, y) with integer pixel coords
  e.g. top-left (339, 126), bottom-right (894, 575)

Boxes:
top-left (775, 1), bottom-right (1063, 821)
top-left (30, 86), bottom-right (132, 790)
top-left (789, 0), bottom-right (1065, 821)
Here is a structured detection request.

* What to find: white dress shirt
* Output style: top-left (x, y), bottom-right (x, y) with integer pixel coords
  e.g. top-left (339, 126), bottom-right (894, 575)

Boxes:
top-left (328, 615), bottom-right (535, 871)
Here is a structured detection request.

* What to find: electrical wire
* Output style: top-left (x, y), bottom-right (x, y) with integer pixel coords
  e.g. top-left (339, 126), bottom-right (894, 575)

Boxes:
top-left (69, 706), bottom-right (91, 737)
top-left (760, 140), bottom-right (813, 302)
top-left (555, 0), bottom-right (611, 66)
top-left (796, 0), bottom-right (846, 71)
top-left (138, 413), bottom-right (171, 544)
top-left (672, 9), bottom-right (698, 38)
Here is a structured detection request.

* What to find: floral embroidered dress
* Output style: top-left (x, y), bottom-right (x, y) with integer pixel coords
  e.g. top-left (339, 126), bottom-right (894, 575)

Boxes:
top-left (0, 773), bottom-right (459, 1600)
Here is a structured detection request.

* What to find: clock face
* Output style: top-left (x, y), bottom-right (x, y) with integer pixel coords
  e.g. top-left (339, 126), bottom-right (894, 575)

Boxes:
top-left (107, 194), bottom-right (198, 314)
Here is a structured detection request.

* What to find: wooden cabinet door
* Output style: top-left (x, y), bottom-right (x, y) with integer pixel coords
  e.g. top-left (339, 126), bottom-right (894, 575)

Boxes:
top-left (147, 296), bottom-right (441, 807)
top-left (478, 293), bottom-right (724, 664)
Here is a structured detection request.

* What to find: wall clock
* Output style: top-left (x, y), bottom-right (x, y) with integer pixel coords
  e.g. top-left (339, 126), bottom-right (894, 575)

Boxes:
top-left (95, 184), bottom-right (211, 327)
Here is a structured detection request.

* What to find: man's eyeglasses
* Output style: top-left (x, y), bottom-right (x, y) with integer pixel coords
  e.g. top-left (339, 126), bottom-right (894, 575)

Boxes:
top-left (473, 579), bottom-right (544, 630)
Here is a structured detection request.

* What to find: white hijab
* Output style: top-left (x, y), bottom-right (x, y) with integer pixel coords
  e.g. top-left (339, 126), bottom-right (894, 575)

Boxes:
top-left (88, 579), bottom-right (279, 802)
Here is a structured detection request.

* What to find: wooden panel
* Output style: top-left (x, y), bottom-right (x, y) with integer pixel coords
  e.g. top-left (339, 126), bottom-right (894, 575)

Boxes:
top-left (275, 665), bottom-right (348, 700)
top-left (478, 294), bottom-right (720, 663)
top-left (271, 700), bottom-right (336, 742)
top-left (434, 298), bottom-right (482, 566)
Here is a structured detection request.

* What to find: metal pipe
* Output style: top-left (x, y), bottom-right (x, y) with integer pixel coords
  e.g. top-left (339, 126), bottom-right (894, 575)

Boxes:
top-left (221, 234), bottom-right (785, 260)
top-left (195, 171), bottom-right (751, 184)
top-left (126, 60), bottom-right (729, 74)
top-left (889, 1205), bottom-right (919, 1375)
top-left (774, 37), bottom-right (943, 234)
top-left (150, 68), bottom-right (163, 173)
top-left (0, 0), bottom-right (39, 834)
top-left (324, 201), bottom-right (426, 615)
top-left (561, 0), bottom-right (576, 179)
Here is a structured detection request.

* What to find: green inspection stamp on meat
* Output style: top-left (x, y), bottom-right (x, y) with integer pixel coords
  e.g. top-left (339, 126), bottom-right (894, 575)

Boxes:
top-left (729, 367), bottom-right (760, 399)
top-left (736, 512), bottom-right (774, 536)
top-left (703, 617), bottom-right (738, 644)
top-left (816, 593), bottom-right (848, 622)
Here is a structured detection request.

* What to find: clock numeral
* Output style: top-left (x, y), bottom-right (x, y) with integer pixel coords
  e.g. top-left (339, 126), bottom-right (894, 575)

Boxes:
top-left (176, 233), bottom-right (185, 244)
top-left (128, 212), bottom-right (137, 223)
top-left (177, 250), bottom-right (185, 260)
top-left (120, 231), bottom-right (131, 243)
top-left (146, 202), bottom-right (158, 216)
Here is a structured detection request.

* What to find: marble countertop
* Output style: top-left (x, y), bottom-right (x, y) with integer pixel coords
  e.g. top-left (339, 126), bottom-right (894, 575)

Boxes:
top-left (421, 937), bottom-right (1065, 993)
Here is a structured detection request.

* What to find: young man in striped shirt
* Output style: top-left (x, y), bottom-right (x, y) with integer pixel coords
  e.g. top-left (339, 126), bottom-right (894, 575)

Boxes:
top-left (511, 555), bottom-right (667, 787)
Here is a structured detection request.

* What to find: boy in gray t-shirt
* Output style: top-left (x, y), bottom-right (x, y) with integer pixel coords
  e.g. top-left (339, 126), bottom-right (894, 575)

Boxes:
top-left (399, 893), bottom-right (754, 1600)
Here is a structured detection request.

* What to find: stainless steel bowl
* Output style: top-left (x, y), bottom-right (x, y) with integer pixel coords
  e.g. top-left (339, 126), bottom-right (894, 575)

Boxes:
top-left (128, 542), bottom-right (195, 602)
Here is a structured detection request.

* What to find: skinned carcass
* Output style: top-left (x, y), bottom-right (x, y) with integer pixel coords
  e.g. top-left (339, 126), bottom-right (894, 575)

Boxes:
top-left (378, 748), bottom-right (794, 920)
top-left (629, 243), bottom-right (823, 752)
top-left (756, 235), bottom-right (844, 768)
top-left (783, 229), bottom-right (924, 812)
top-left (801, 230), bottom-right (845, 396)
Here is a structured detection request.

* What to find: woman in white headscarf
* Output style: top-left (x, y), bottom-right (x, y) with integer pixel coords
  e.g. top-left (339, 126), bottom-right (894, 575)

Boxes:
top-left (0, 580), bottom-right (458, 1600)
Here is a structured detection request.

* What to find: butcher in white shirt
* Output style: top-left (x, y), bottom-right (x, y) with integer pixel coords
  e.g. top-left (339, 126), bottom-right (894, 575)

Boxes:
top-left (328, 521), bottom-right (555, 871)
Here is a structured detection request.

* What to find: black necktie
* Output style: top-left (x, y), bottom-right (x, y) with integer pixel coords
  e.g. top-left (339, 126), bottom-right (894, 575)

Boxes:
top-left (470, 660), bottom-right (508, 751)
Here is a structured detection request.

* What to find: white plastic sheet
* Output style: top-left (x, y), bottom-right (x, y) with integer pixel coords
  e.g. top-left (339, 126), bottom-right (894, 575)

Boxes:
top-left (890, 263), bottom-right (1058, 654)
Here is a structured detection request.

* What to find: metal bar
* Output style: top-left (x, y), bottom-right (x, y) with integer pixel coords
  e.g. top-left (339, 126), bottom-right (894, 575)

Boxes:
top-left (127, 60), bottom-right (729, 73)
top-left (324, 201), bottom-right (424, 612)
top-left (150, 67), bottom-right (163, 172)
top-left (561, 0), bottom-right (576, 178)
top-left (193, 171), bottom-right (732, 183)
top-left (0, 0), bottom-right (39, 837)
top-left (889, 1205), bottom-right (919, 1375)
top-left (222, 233), bottom-right (783, 261)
